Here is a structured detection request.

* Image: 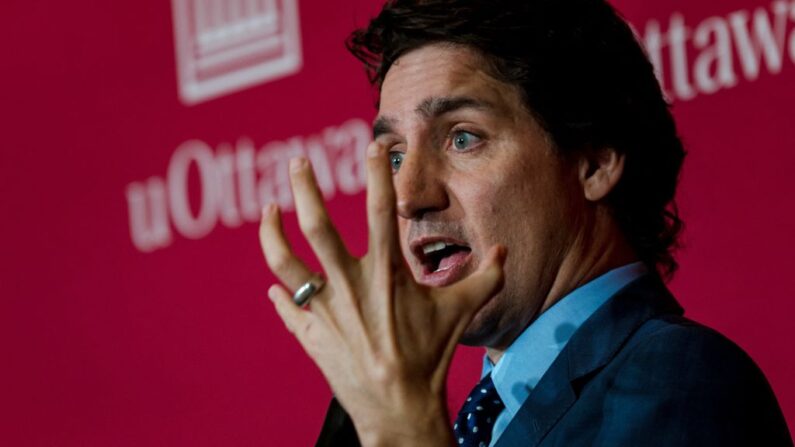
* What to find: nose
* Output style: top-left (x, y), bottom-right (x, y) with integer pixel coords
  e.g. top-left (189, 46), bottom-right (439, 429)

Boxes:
top-left (394, 150), bottom-right (449, 220)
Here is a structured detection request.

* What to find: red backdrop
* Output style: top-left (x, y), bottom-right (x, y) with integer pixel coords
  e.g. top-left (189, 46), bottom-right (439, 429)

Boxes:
top-left (2, 0), bottom-right (794, 444)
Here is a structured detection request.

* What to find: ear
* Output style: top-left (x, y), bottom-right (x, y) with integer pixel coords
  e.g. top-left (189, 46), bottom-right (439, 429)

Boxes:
top-left (578, 147), bottom-right (625, 202)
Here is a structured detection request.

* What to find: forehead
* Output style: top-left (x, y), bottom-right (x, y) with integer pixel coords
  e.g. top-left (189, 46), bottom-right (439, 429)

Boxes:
top-left (378, 44), bottom-right (524, 120)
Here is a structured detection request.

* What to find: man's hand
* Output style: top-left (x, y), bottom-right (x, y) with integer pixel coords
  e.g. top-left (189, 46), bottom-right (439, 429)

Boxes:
top-left (258, 142), bottom-right (506, 447)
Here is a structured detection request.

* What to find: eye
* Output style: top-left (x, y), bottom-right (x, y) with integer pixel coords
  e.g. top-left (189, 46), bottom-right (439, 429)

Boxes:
top-left (389, 152), bottom-right (404, 172)
top-left (451, 131), bottom-right (481, 151)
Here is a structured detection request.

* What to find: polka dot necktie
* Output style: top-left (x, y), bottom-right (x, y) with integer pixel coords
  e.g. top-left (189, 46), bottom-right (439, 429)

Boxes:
top-left (453, 373), bottom-right (505, 447)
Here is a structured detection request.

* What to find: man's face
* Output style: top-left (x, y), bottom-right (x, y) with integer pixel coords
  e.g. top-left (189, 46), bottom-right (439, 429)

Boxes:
top-left (375, 44), bottom-right (585, 349)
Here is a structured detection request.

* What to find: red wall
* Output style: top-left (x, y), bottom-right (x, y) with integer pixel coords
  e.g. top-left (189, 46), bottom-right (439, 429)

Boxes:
top-left (2, 0), bottom-right (793, 444)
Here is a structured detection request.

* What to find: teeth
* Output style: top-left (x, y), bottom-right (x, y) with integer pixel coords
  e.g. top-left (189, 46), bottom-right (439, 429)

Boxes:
top-left (422, 241), bottom-right (449, 255)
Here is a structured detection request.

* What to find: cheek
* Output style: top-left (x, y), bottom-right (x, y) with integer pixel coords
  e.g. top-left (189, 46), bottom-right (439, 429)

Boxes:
top-left (452, 158), bottom-right (572, 260)
top-left (450, 174), bottom-right (514, 252)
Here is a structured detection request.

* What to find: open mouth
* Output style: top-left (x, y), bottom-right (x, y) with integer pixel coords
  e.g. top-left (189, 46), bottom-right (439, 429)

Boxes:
top-left (417, 240), bottom-right (472, 274)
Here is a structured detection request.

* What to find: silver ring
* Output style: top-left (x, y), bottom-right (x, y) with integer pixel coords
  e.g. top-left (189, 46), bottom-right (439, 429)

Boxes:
top-left (292, 274), bottom-right (325, 307)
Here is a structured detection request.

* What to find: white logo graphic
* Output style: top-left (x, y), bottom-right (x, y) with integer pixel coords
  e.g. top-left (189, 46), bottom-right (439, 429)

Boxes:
top-left (126, 118), bottom-right (371, 252)
top-left (171, 0), bottom-right (303, 105)
top-left (640, 0), bottom-right (795, 102)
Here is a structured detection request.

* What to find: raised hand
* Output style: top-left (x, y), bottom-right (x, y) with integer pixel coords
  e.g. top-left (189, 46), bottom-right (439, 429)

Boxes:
top-left (259, 141), bottom-right (506, 446)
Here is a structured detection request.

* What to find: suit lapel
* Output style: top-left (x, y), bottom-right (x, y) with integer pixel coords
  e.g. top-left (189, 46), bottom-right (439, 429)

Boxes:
top-left (494, 275), bottom-right (683, 447)
top-left (494, 357), bottom-right (578, 447)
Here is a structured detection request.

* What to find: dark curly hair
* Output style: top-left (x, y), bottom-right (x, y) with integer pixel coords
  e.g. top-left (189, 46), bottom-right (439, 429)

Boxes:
top-left (347, 0), bottom-right (686, 279)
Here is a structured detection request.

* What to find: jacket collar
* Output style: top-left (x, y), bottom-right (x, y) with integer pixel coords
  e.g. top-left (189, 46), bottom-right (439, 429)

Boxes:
top-left (494, 274), bottom-right (683, 447)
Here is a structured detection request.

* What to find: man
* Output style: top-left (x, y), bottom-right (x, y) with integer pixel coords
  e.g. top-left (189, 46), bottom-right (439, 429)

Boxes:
top-left (258, 0), bottom-right (792, 445)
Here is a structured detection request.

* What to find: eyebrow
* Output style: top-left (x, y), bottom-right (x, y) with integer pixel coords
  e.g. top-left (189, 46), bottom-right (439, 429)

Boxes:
top-left (372, 116), bottom-right (397, 140)
top-left (416, 96), bottom-right (494, 119)
top-left (372, 95), bottom-right (495, 139)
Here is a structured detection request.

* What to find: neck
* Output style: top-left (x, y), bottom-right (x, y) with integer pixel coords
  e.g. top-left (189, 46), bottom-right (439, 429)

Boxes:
top-left (486, 207), bottom-right (638, 364)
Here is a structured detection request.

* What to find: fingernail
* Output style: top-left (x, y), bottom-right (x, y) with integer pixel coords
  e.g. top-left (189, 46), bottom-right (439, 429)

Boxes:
top-left (261, 203), bottom-right (277, 219)
top-left (497, 245), bottom-right (508, 262)
top-left (367, 142), bottom-right (381, 158)
top-left (289, 157), bottom-right (307, 172)
top-left (267, 286), bottom-right (277, 302)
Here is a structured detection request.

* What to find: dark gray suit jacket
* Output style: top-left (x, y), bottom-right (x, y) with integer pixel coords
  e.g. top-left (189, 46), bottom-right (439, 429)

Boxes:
top-left (315, 275), bottom-right (793, 446)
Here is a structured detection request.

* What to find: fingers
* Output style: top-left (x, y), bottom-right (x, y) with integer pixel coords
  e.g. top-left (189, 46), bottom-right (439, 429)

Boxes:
top-left (435, 245), bottom-right (507, 317)
top-left (268, 284), bottom-right (313, 342)
top-left (366, 142), bottom-right (399, 262)
top-left (259, 203), bottom-right (313, 290)
top-left (289, 157), bottom-right (353, 277)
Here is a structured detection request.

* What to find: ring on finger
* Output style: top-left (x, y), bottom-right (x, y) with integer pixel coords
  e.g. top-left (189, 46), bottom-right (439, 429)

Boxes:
top-left (292, 273), bottom-right (325, 307)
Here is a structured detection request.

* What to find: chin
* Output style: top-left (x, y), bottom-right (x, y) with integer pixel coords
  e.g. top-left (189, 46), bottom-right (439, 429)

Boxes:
top-left (458, 300), bottom-right (505, 347)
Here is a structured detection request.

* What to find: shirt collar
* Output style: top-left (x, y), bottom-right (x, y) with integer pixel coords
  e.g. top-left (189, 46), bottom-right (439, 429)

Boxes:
top-left (481, 262), bottom-right (648, 417)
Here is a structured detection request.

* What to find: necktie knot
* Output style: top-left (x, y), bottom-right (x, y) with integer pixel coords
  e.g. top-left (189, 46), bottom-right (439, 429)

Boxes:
top-left (453, 374), bottom-right (504, 447)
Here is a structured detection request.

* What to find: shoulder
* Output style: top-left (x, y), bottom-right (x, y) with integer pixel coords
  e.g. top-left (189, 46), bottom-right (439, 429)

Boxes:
top-left (595, 314), bottom-right (792, 444)
top-left (616, 314), bottom-right (762, 385)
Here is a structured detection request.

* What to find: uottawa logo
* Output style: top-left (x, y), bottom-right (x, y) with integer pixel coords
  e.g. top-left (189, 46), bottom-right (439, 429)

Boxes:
top-left (641, 0), bottom-right (795, 101)
top-left (126, 119), bottom-right (370, 253)
top-left (171, 0), bottom-right (302, 105)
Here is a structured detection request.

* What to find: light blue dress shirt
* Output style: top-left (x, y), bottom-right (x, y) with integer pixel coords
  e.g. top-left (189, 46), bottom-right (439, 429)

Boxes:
top-left (483, 262), bottom-right (648, 446)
